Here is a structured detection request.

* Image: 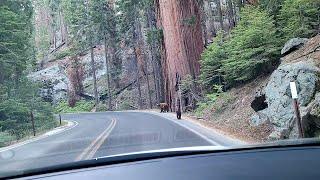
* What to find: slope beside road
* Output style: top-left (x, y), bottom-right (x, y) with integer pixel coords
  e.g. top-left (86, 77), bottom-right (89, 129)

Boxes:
top-left (0, 111), bottom-right (243, 176)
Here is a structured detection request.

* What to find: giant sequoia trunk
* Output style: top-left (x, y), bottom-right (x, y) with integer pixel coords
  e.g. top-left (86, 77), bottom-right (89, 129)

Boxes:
top-left (157, 0), bottom-right (204, 111)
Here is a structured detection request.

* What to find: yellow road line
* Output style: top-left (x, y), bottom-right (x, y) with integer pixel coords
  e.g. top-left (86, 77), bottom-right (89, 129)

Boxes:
top-left (86, 119), bottom-right (117, 159)
top-left (75, 118), bottom-right (117, 161)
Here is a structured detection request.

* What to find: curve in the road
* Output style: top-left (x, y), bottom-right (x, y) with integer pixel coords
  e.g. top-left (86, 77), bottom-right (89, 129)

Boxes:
top-left (1, 112), bottom-right (220, 174)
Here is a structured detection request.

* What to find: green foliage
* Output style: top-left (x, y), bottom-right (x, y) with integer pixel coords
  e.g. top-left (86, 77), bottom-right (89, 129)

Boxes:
top-left (200, 33), bottom-right (226, 88)
top-left (0, 79), bottom-right (57, 140)
top-left (117, 0), bottom-right (143, 29)
top-left (60, 0), bottom-right (91, 52)
top-left (52, 48), bottom-right (72, 61)
top-left (118, 100), bottom-right (134, 110)
top-left (61, 0), bottom-right (119, 58)
top-left (90, 0), bottom-right (117, 40)
top-left (34, 0), bottom-right (51, 61)
top-left (55, 100), bottom-right (94, 113)
top-left (0, 131), bottom-right (15, 147)
top-left (117, 0), bottom-right (152, 41)
top-left (194, 85), bottom-right (223, 117)
top-left (194, 89), bottom-right (233, 117)
top-left (279, 0), bottom-right (320, 40)
top-left (180, 75), bottom-right (195, 94)
top-left (35, 25), bottom-right (50, 60)
top-left (259, 0), bottom-right (284, 17)
top-left (146, 28), bottom-right (163, 45)
top-left (0, 99), bottom-right (30, 139)
top-left (96, 103), bottom-right (107, 112)
top-left (194, 102), bottom-right (212, 117)
top-left (0, 1), bottom-right (56, 144)
top-left (222, 6), bottom-right (280, 85)
top-left (212, 92), bottom-right (233, 113)
top-left (200, 6), bottom-right (280, 87)
top-left (117, 0), bottom-right (140, 45)
top-left (0, 0), bottom-right (34, 83)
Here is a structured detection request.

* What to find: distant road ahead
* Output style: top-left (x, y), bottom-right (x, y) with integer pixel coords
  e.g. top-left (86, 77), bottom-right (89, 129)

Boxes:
top-left (0, 112), bottom-right (220, 174)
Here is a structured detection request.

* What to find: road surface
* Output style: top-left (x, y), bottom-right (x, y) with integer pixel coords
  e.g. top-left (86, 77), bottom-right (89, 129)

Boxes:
top-left (0, 111), bottom-right (230, 176)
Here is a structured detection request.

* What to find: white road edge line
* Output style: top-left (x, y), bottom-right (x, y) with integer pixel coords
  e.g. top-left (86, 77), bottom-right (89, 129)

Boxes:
top-left (0, 120), bottom-right (78, 153)
top-left (144, 112), bottom-right (222, 146)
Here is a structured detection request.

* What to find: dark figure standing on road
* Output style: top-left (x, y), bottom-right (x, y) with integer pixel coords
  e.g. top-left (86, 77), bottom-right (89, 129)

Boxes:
top-left (176, 98), bottom-right (181, 119)
top-left (175, 72), bottom-right (182, 119)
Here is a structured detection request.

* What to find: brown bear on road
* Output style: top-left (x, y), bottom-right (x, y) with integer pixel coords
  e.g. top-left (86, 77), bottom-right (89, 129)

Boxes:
top-left (158, 103), bottom-right (169, 113)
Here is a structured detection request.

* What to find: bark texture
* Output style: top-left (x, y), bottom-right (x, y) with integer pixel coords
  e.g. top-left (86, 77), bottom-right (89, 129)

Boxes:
top-left (157, 0), bottom-right (204, 111)
top-left (226, 0), bottom-right (235, 29)
top-left (90, 47), bottom-right (99, 105)
top-left (104, 37), bottom-right (112, 110)
top-left (216, 0), bottom-right (224, 31)
top-left (146, 4), bottom-right (165, 104)
top-left (204, 0), bottom-right (216, 42)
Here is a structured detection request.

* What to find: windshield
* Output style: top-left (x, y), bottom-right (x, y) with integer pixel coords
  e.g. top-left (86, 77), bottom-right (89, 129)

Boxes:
top-left (0, 0), bottom-right (320, 178)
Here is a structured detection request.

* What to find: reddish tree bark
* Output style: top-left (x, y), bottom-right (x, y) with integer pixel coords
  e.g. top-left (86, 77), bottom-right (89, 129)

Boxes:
top-left (157, 0), bottom-right (204, 111)
top-left (67, 56), bottom-right (84, 107)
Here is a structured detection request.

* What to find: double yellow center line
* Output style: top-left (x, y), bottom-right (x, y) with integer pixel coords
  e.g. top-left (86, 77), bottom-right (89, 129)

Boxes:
top-left (76, 118), bottom-right (117, 161)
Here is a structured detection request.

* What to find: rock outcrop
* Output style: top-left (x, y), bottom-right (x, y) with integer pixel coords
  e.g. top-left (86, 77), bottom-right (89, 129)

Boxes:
top-left (28, 65), bottom-right (69, 104)
top-left (29, 46), bottom-right (109, 104)
top-left (281, 38), bottom-right (308, 55)
top-left (250, 35), bottom-right (320, 140)
top-left (28, 44), bottom-right (154, 109)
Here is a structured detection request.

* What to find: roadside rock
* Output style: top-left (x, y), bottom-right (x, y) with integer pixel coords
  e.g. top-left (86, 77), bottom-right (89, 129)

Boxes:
top-left (28, 65), bottom-right (69, 104)
top-left (250, 35), bottom-right (320, 140)
top-left (301, 93), bottom-right (320, 137)
top-left (29, 45), bottom-right (155, 109)
top-left (80, 50), bottom-right (108, 96)
top-left (250, 111), bottom-right (269, 126)
top-left (29, 47), bottom-right (108, 104)
top-left (281, 38), bottom-right (308, 55)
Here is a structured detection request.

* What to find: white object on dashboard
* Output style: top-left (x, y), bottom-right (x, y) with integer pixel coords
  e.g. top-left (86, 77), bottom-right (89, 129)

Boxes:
top-left (290, 82), bottom-right (298, 99)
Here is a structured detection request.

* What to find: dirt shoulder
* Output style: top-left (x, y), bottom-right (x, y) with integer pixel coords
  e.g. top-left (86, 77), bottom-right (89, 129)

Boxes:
top-left (182, 114), bottom-right (255, 144)
top-left (193, 76), bottom-right (273, 143)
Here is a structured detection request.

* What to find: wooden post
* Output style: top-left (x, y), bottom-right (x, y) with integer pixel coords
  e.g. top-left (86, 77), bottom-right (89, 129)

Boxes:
top-left (293, 99), bottom-right (304, 138)
top-left (290, 82), bottom-right (304, 138)
top-left (30, 111), bottom-right (36, 136)
top-left (59, 114), bottom-right (62, 126)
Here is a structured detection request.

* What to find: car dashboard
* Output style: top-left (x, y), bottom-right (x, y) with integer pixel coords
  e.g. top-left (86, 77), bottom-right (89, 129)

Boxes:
top-left (12, 143), bottom-right (320, 180)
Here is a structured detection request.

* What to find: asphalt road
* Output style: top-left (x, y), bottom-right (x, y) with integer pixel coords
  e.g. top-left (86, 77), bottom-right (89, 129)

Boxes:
top-left (0, 112), bottom-right (220, 176)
